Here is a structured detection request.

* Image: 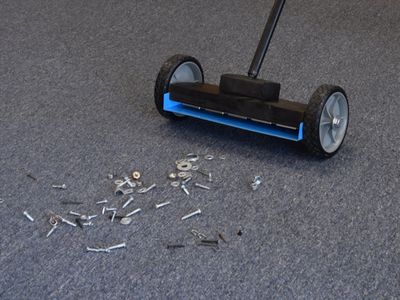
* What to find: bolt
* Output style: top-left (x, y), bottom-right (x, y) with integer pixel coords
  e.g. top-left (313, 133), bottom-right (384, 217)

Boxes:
top-left (181, 209), bottom-right (201, 220)
top-left (125, 208), bottom-right (141, 217)
top-left (194, 183), bottom-right (210, 190)
top-left (96, 199), bottom-right (108, 204)
top-left (23, 211), bottom-right (34, 222)
top-left (52, 184), bottom-right (66, 189)
top-left (155, 201), bottom-right (171, 209)
top-left (122, 196), bottom-right (134, 208)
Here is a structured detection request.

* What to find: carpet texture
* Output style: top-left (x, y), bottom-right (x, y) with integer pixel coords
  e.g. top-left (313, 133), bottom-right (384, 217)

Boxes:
top-left (0, 0), bottom-right (399, 298)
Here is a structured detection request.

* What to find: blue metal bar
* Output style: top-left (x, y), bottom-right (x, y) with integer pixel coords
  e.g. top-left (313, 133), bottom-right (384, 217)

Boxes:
top-left (164, 93), bottom-right (303, 142)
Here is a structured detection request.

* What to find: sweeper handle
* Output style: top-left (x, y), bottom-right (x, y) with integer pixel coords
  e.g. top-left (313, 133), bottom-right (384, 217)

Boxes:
top-left (248, 0), bottom-right (286, 79)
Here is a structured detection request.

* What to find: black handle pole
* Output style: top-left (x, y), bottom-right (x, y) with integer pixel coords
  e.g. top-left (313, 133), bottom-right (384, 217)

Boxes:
top-left (248, 0), bottom-right (286, 79)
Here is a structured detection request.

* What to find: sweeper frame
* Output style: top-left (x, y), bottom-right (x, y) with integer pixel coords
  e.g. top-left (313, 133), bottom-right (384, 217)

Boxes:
top-left (154, 0), bottom-right (349, 157)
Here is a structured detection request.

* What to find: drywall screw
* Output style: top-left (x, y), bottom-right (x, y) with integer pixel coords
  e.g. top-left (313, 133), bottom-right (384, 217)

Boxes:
top-left (194, 183), bottom-right (210, 190)
top-left (111, 211), bottom-right (116, 222)
top-left (181, 209), bottom-right (201, 220)
top-left (125, 208), bottom-right (141, 217)
top-left (69, 211), bottom-right (81, 217)
top-left (96, 199), bottom-right (108, 204)
top-left (122, 196), bottom-right (134, 208)
top-left (107, 242), bottom-right (126, 251)
top-left (46, 226), bottom-right (57, 238)
top-left (155, 201), bottom-right (171, 209)
top-left (23, 211), bottom-right (34, 222)
top-left (52, 184), bottom-right (67, 189)
top-left (181, 185), bottom-right (190, 196)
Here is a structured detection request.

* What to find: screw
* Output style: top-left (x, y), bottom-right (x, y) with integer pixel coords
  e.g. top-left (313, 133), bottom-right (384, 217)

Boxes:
top-left (181, 209), bottom-right (201, 220)
top-left (155, 201), bottom-right (171, 209)
top-left (122, 196), bottom-right (134, 208)
top-left (52, 184), bottom-right (67, 189)
top-left (23, 211), bottom-right (34, 222)
top-left (194, 183), bottom-right (210, 190)
top-left (107, 242), bottom-right (126, 251)
top-left (96, 199), bottom-right (108, 204)
top-left (86, 247), bottom-right (110, 253)
top-left (181, 185), bottom-right (190, 196)
top-left (125, 208), bottom-right (141, 217)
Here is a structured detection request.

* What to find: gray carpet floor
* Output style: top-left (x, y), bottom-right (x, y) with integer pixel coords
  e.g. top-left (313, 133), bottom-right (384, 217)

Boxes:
top-left (1, 0), bottom-right (399, 298)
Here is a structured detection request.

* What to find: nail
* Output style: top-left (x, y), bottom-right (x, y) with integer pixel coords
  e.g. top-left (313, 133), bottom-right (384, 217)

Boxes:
top-left (122, 196), bottom-right (134, 208)
top-left (96, 199), bottom-right (108, 204)
top-left (46, 226), bottom-right (57, 237)
top-left (194, 183), bottom-right (210, 190)
top-left (107, 242), bottom-right (126, 251)
top-left (125, 208), bottom-right (141, 217)
top-left (111, 211), bottom-right (116, 222)
top-left (155, 201), bottom-right (171, 209)
top-left (52, 184), bottom-right (67, 189)
top-left (181, 209), bottom-right (201, 220)
top-left (23, 211), bottom-right (34, 222)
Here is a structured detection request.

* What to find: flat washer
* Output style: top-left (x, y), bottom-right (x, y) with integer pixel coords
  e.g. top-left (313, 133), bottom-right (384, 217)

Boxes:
top-left (177, 161), bottom-right (192, 171)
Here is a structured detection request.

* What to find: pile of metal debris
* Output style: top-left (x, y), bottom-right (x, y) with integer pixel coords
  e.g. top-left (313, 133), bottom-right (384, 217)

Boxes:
top-left (21, 153), bottom-right (262, 253)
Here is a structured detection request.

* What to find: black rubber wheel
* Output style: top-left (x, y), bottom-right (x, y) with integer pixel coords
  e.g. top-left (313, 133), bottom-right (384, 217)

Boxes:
top-left (304, 84), bottom-right (349, 158)
top-left (154, 54), bottom-right (204, 120)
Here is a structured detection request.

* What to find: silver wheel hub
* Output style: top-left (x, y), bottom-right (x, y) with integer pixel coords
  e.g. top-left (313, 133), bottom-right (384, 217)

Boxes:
top-left (319, 92), bottom-right (349, 153)
top-left (169, 61), bottom-right (202, 117)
